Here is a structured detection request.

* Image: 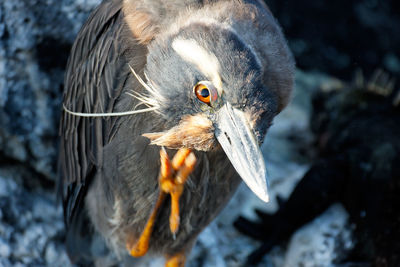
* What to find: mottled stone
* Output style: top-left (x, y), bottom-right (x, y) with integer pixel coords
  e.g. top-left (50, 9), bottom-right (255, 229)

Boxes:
top-left (266, 0), bottom-right (400, 85)
top-left (0, 173), bottom-right (71, 266)
top-left (283, 204), bottom-right (353, 267)
top-left (0, 0), bottom-right (101, 180)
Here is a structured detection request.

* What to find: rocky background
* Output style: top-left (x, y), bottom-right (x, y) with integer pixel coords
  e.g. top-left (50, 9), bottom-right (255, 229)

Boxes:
top-left (0, 0), bottom-right (399, 266)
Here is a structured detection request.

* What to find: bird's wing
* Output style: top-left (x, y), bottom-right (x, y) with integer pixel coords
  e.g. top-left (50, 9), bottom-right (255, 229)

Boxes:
top-left (58, 0), bottom-right (134, 227)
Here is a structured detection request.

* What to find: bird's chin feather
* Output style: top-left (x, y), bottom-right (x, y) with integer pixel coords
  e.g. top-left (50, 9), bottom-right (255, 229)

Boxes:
top-left (142, 114), bottom-right (216, 151)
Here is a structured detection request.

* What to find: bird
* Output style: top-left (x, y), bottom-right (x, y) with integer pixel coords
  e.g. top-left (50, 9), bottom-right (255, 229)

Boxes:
top-left (58, 0), bottom-right (295, 266)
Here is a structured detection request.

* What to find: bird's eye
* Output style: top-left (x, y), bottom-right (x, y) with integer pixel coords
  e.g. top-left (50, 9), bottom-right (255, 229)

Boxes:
top-left (194, 83), bottom-right (211, 105)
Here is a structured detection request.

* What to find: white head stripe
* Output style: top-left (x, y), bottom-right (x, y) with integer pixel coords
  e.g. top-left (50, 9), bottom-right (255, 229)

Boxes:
top-left (172, 38), bottom-right (223, 95)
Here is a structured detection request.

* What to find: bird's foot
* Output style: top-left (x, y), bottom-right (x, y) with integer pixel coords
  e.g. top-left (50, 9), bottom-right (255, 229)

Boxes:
top-left (165, 251), bottom-right (186, 267)
top-left (127, 148), bottom-right (196, 258)
top-left (159, 147), bottom-right (196, 234)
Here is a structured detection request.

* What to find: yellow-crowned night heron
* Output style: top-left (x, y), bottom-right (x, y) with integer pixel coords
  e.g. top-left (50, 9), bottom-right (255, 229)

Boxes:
top-left (58, 0), bottom-right (295, 266)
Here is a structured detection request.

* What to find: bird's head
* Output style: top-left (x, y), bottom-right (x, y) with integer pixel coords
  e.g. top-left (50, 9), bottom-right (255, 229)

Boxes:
top-left (133, 11), bottom-right (294, 203)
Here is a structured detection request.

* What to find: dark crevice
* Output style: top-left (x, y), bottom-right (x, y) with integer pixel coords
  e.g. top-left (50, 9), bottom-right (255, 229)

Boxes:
top-left (0, 152), bottom-right (55, 191)
top-left (35, 36), bottom-right (72, 71)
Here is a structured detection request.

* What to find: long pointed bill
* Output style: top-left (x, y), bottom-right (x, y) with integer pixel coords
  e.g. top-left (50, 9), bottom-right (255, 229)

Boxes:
top-left (215, 103), bottom-right (269, 202)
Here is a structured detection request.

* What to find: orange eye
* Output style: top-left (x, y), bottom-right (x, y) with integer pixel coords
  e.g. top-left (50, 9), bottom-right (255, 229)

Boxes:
top-left (194, 83), bottom-right (211, 105)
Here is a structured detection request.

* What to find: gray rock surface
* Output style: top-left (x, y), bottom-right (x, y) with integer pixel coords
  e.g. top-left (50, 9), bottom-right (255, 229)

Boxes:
top-left (0, 166), bottom-right (71, 267)
top-left (0, 0), bottom-right (101, 180)
top-left (266, 0), bottom-right (400, 82)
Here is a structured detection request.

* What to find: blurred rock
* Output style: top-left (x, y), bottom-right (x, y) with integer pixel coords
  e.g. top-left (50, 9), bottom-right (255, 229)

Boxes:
top-left (0, 167), bottom-right (71, 266)
top-left (266, 0), bottom-right (400, 81)
top-left (283, 204), bottom-right (353, 267)
top-left (0, 0), bottom-right (101, 180)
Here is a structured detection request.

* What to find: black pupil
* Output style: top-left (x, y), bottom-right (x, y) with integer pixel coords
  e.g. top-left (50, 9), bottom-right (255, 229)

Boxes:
top-left (200, 88), bottom-right (210, 98)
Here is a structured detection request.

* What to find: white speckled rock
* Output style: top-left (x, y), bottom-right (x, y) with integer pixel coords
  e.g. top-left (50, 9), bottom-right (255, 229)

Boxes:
top-left (283, 204), bottom-right (353, 267)
top-left (0, 172), bottom-right (72, 267)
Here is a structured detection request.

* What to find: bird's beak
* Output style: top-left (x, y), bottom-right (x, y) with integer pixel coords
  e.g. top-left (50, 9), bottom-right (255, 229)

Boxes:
top-left (214, 102), bottom-right (269, 202)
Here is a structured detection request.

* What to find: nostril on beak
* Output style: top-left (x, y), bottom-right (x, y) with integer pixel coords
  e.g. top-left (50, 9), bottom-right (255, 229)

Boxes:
top-left (224, 132), bottom-right (232, 145)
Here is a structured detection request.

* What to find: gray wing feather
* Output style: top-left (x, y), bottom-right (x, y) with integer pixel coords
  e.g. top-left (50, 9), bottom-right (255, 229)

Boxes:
top-left (59, 0), bottom-right (129, 226)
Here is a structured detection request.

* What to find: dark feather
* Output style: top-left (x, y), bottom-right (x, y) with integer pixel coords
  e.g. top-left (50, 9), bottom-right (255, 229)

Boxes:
top-left (59, 0), bottom-right (128, 229)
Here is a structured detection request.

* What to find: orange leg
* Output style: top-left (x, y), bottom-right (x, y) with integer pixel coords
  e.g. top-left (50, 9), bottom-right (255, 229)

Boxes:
top-left (165, 251), bottom-right (186, 267)
top-left (128, 191), bottom-right (166, 257)
top-left (127, 148), bottom-right (196, 258)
